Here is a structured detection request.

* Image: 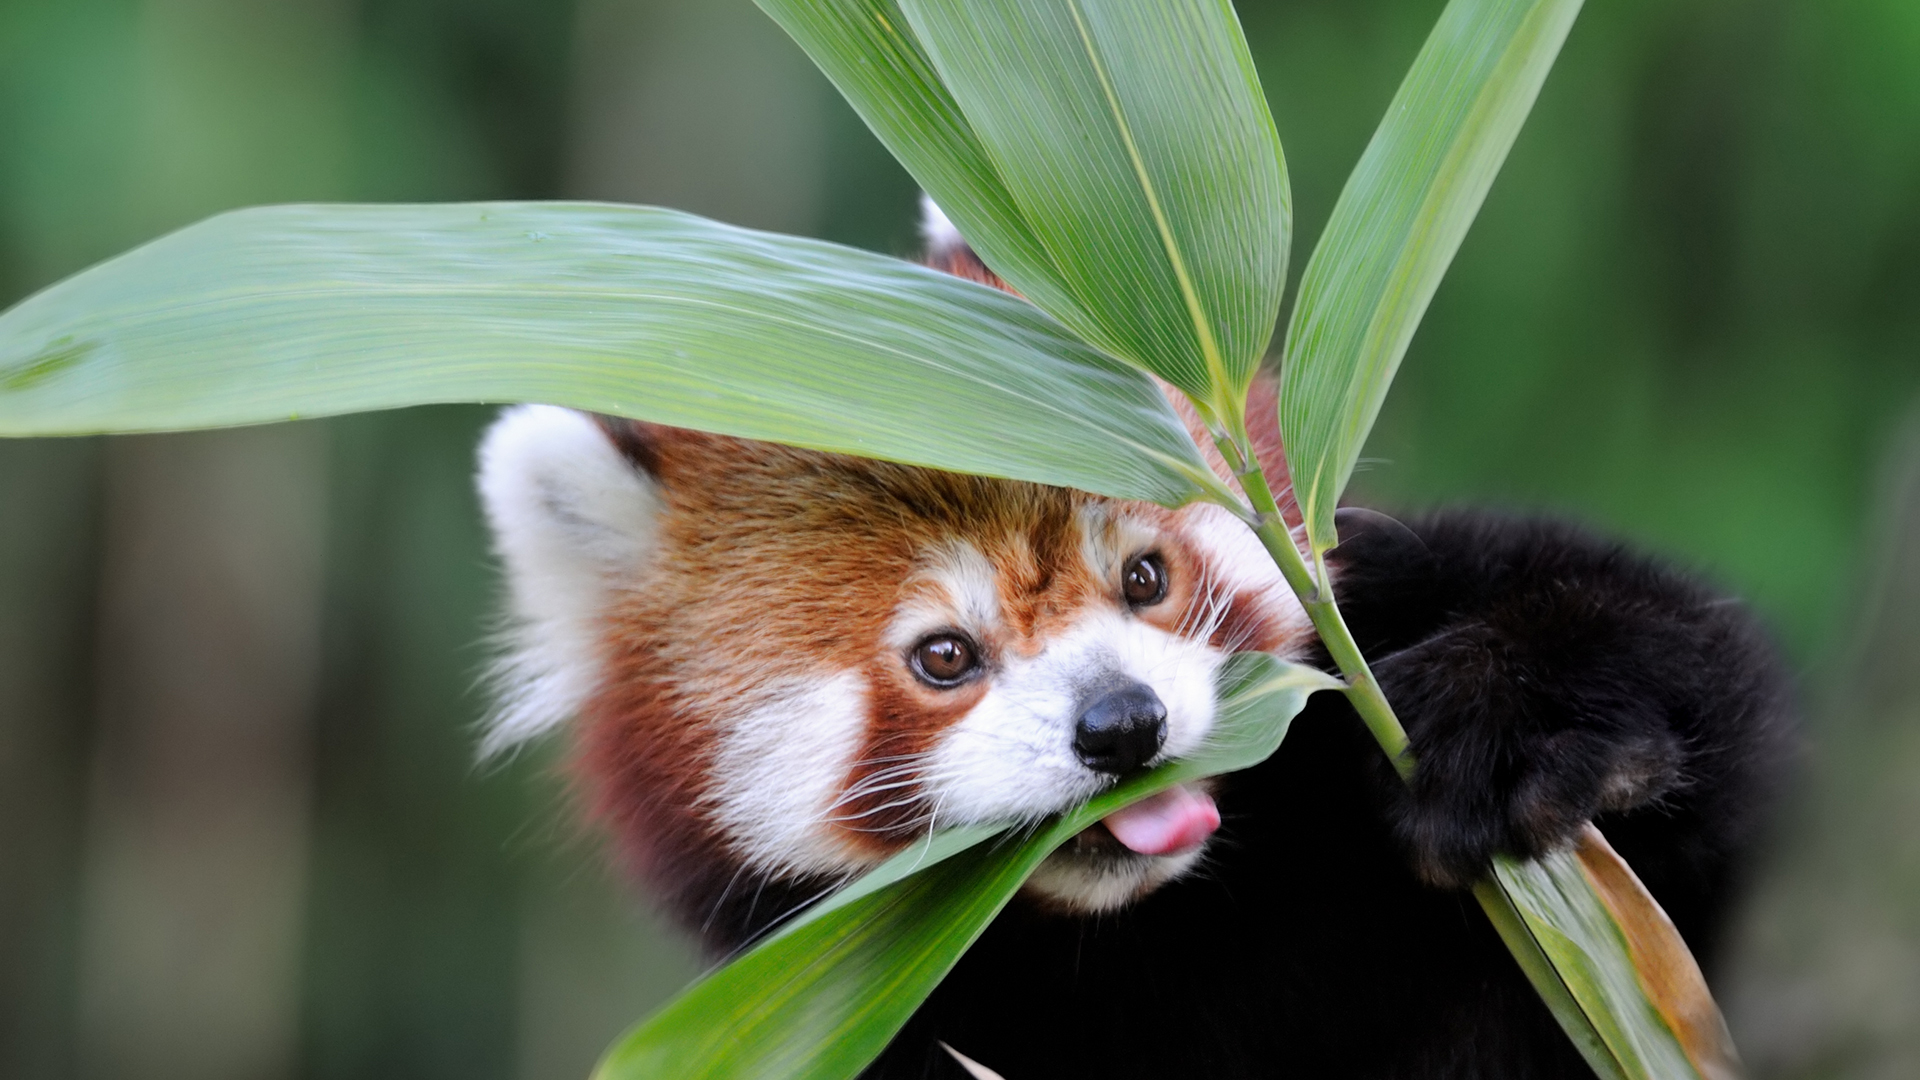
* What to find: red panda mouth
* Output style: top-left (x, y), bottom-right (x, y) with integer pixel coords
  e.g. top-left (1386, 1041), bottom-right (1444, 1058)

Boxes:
top-left (1095, 784), bottom-right (1220, 857)
top-left (1025, 783), bottom-right (1222, 914)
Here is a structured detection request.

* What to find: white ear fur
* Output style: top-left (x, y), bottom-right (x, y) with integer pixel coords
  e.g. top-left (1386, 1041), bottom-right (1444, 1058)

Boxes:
top-left (919, 192), bottom-right (965, 254)
top-left (475, 405), bottom-right (662, 754)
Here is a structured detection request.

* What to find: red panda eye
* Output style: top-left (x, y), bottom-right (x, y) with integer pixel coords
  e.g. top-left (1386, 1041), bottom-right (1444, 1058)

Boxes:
top-left (910, 633), bottom-right (979, 686)
top-left (1123, 553), bottom-right (1169, 607)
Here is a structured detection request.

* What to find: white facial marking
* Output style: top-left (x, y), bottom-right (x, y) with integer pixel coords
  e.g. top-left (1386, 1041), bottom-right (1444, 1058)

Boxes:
top-left (1077, 504), bottom-right (1160, 590)
top-left (887, 540), bottom-right (1003, 650)
top-left (708, 671), bottom-right (873, 878)
top-left (475, 405), bottom-right (661, 754)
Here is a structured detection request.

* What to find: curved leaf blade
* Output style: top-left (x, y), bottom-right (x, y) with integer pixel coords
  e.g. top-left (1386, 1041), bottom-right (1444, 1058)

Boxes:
top-left (1473, 876), bottom-right (1625, 1080)
top-left (898, 0), bottom-right (1289, 416)
top-left (757, 0), bottom-right (1288, 419)
top-left (1278, 0), bottom-right (1584, 555)
top-left (1482, 825), bottom-right (1738, 1080)
top-left (0, 201), bottom-right (1231, 507)
top-left (749, 0), bottom-right (1078, 330)
top-left (592, 653), bottom-right (1335, 1080)
top-left (1572, 828), bottom-right (1741, 1079)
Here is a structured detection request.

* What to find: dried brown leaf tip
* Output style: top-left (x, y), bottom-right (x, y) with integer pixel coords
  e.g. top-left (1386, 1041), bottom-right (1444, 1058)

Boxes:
top-left (1575, 824), bottom-right (1744, 1080)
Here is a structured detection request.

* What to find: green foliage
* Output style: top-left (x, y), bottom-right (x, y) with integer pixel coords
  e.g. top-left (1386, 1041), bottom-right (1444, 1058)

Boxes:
top-left (1279, 0), bottom-right (1585, 564)
top-left (1257, 3), bottom-right (1743, 1073)
top-left (0, 202), bottom-right (1223, 507)
top-left (757, 0), bottom-right (1288, 422)
top-left (591, 655), bottom-right (1332, 1080)
top-left (1485, 848), bottom-right (1722, 1080)
top-left (0, 1), bottom-right (1750, 1078)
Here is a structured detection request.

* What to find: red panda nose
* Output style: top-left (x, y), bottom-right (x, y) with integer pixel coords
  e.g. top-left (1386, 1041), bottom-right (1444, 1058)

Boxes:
top-left (1072, 682), bottom-right (1169, 776)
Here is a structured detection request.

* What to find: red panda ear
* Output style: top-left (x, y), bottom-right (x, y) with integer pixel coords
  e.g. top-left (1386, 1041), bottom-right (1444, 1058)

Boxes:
top-left (592, 414), bottom-right (665, 478)
top-left (475, 405), bottom-right (665, 752)
top-left (919, 194), bottom-right (1019, 296)
top-left (926, 244), bottom-right (1016, 293)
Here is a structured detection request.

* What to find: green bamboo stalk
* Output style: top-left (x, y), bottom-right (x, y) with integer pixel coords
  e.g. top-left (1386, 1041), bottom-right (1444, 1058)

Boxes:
top-left (1211, 431), bottom-right (1412, 776)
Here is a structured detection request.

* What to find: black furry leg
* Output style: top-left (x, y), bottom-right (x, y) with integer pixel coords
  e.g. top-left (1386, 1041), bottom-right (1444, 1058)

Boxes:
top-left (1330, 508), bottom-right (1793, 944)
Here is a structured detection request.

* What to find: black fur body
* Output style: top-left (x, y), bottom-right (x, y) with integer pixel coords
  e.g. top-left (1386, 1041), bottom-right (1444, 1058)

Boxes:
top-left (818, 509), bottom-right (1791, 1079)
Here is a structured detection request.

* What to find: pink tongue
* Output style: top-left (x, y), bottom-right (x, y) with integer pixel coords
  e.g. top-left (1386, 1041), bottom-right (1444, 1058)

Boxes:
top-left (1101, 784), bottom-right (1220, 856)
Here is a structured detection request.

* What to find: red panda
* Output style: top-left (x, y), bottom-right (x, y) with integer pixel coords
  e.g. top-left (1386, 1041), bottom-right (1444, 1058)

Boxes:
top-left (477, 367), bottom-right (1306, 929)
top-left (475, 202), bottom-right (1792, 1078)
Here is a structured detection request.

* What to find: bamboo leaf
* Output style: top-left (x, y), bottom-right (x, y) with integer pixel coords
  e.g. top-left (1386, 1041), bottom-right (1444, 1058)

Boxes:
top-left (1473, 877), bottom-right (1628, 1080)
top-left (1278, 0), bottom-right (1584, 560)
top-left (1571, 828), bottom-right (1742, 1079)
top-left (1483, 825), bottom-right (1742, 1080)
top-left (592, 653), bottom-right (1334, 1080)
top-left (0, 201), bottom-right (1232, 508)
top-left (749, 0), bottom-right (1071, 331)
top-left (758, 0), bottom-right (1289, 420)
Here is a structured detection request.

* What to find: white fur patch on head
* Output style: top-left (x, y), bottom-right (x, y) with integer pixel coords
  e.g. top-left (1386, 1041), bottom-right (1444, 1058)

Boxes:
top-left (887, 539), bottom-right (1004, 651)
top-left (475, 405), bottom-right (661, 755)
top-left (707, 671), bottom-right (873, 878)
top-left (919, 192), bottom-right (965, 254)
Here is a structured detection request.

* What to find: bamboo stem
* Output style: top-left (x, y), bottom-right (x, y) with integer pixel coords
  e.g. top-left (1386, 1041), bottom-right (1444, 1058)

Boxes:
top-left (1213, 433), bottom-right (1412, 779)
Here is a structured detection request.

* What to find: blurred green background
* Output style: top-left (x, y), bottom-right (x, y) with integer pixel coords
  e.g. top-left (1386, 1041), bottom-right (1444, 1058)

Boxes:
top-left (0, 1), bottom-right (1915, 1078)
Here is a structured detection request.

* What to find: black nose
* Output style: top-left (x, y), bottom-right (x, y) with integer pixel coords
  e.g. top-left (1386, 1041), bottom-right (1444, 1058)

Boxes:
top-left (1072, 681), bottom-right (1168, 776)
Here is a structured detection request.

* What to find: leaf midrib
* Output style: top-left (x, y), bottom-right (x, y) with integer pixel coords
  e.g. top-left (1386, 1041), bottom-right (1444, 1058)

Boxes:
top-left (1062, 0), bottom-right (1230, 408)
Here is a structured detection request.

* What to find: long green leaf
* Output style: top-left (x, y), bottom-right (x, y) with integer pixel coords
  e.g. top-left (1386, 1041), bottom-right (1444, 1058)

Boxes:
top-left (749, 0), bottom-right (1073, 334)
top-left (1278, 0), bottom-right (1584, 559)
top-left (758, 0), bottom-right (1289, 421)
top-left (0, 201), bottom-right (1232, 507)
top-left (592, 654), bottom-right (1337, 1080)
top-left (1490, 851), bottom-right (1696, 1079)
top-left (1485, 828), bottom-right (1744, 1080)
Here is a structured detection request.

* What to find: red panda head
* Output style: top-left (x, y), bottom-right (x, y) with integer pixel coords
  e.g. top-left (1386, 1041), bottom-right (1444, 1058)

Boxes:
top-left (476, 208), bottom-right (1310, 948)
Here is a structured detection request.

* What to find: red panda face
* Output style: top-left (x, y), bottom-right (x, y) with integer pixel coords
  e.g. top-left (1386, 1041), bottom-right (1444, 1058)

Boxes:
top-left (477, 401), bottom-right (1308, 933)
